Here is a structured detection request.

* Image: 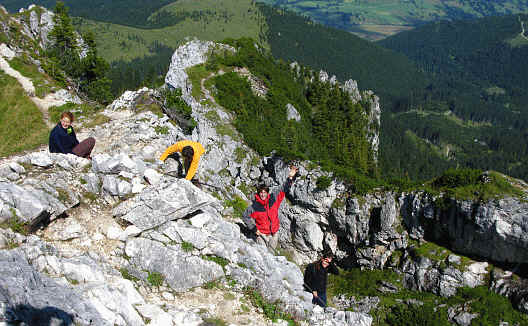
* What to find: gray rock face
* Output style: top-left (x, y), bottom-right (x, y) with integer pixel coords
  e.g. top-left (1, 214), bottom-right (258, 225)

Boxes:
top-left (113, 178), bottom-right (219, 231)
top-left (0, 248), bottom-right (105, 325)
top-left (26, 6), bottom-right (54, 49)
top-left (0, 43), bottom-right (16, 60)
top-left (165, 40), bottom-right (235, 98)
top-left (491, 269), bottom-right (528, 313)
top-left (125, 237), bottom-right (224, 292)
top-left (402, 192), bottom-right (528, 264)
top-left (286, 103), bottom-right (301, 121)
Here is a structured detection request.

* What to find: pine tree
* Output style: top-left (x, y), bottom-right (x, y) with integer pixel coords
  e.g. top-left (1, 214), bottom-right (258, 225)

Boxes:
top-left (48, 1), bottom-right (80, 77)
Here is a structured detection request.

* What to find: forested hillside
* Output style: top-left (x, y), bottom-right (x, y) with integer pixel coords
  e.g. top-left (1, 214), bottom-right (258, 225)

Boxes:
top-left (255, 0), bottom-right (528, 40)
top-left (378, 13), bottom-right (528, 181)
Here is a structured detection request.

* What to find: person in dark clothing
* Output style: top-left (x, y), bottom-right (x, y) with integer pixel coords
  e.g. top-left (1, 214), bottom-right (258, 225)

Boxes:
top-left (49, 112), bottom-right (95, 158)
top-left (242, 165), bottom-right (298, 250)
top-left (304, 252), bottom-right (339, 307)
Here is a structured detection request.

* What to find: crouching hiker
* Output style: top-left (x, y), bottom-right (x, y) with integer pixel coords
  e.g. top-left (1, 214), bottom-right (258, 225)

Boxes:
top-left (304, 251), bottom-right (339, 308)
top-left (159, 140), bottom-right (205, 186)
top-left (242, 165), bottom-right (298, 250)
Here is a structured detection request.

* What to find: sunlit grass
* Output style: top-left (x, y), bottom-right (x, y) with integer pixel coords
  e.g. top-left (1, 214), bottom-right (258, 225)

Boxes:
top-left (0, 71), bottom-right (48, 158)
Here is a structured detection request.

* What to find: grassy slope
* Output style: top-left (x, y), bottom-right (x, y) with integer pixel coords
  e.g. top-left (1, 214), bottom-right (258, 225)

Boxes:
top-left (75, 0), bottom-right (267, 63)
top-left (255, 0), bottom-right (528, 39)
top-left (0, 71), bottom-right (48, 157)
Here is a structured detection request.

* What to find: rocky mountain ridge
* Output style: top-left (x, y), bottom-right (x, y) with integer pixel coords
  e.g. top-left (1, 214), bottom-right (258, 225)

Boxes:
top-left (1, 5), bottom-right (527, 326)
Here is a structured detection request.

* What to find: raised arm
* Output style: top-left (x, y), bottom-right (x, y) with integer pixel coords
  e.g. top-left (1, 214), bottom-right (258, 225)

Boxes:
top-left (270, 165), bottom-right (298, 198)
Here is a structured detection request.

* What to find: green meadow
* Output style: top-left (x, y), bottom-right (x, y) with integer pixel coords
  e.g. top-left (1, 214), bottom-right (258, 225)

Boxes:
top-left (0, 71), bottom-right (48, 157)
top-left (75, 0), bottom-right (267, 63)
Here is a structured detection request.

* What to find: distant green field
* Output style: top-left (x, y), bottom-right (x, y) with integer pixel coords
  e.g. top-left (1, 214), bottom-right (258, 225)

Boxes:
top-left (256, 0), bottom-right (528, 39)
top-left (75, 0), bottom-right (267, 63)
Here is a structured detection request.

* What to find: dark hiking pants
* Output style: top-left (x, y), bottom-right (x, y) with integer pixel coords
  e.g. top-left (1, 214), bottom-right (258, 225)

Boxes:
top-left (72, 137), bottom-right (95, 158)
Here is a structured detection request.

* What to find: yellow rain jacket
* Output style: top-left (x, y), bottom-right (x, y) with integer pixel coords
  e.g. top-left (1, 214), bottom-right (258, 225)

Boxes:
top-left (159, 140), bottom-right (205, 180)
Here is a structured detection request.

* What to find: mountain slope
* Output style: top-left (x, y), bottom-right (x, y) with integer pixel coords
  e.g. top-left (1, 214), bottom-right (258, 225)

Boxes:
top-left (1, 6), bottom-right (528, 324)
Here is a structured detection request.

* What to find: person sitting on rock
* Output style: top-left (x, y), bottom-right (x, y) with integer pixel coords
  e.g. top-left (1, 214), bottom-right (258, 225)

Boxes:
top-left (49, 111), bottom-right (95, 159)
top-left (159, 140), bottom-right (205, 184)
top-left (304, 251), bottom-right (339, 308)
top-left (242, 165), bottom-right (298, 250)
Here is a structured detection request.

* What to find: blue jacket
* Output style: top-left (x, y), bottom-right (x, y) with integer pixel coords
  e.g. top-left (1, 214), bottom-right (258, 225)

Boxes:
top-left (49, 123), bottom-right (79, 154)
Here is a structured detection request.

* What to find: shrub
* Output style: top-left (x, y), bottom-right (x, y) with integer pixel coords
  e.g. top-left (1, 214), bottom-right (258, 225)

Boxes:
top-left (315, 175), bottom-right (332, 191)
top-left (432, 168), bottom-right (482, 189)
top-left (162, 88), bottom-right (196, 133)
top-left (146, 271), bottom-right (164, 287)
top-left (386, 303), bottom-right (450, 326)
top-left (448, 286), bottom-right (528, 325)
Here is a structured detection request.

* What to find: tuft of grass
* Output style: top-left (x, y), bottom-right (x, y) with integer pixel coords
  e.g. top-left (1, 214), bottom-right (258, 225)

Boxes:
top-left (215, 123), bottom-right (238, 139)
top-left (243, 287), bottom-right (298, 325)
top-left (83, 192), bottom-right (97, 202)
top-left (240, 304), bottom-right (250, 313)
top-left (223, 292), bottom-right (236, 300)
top-left (67, 278), bottom-right (79, 285)
top-left (201, 317), bottom-right (228, 326)
top-left (202, 279), bottom-right (221, 290)
top-left (1, 209), bottom-right (29, 236)
top-left (136, 103), bottom-right (164, 118)
top-left (146, 270), bottom-right (164, 287)
top-left (234, 146), bottom-right (246, 163)
top-left (202, 255), bottom-right (229, 271)
top-left (0, 71), bottom-right (49, 158)
top-left (154, 125), bottom-right (169, 135)
top-left (56, 187), bottom-right (70, 202)
top-left (181, 241), bottom-right (194, 252)
top-left (83, 113), bottom-right (111, 129)
top-left (223, 195), bottom-right (248, 218)
top-left (120, 267), bottom-right (140, 282)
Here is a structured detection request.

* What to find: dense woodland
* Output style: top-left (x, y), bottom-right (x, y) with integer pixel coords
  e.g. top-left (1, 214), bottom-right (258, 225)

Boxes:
top-left (378, 14), bottom-right (528, 181)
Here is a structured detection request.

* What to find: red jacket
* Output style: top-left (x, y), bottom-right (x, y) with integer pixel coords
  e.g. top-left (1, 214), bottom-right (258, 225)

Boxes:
top-left (243, 178), bottom-right (293, 235)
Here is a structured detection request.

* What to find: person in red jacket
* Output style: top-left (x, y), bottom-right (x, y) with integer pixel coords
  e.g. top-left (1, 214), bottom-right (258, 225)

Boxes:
top-left (243, 165), bottom-right (298, 250)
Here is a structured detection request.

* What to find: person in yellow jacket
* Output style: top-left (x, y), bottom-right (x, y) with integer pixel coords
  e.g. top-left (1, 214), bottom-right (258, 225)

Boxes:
top-left (159, 140), bottom-right (205, 181)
